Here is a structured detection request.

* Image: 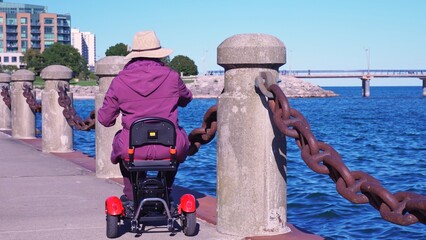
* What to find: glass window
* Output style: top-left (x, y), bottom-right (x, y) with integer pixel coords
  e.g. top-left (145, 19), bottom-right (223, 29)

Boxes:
top-left (11, 56), bottom-right (17, 62)
top-left (4, 56), bottom-right (9, 62)
top-left (44, 26), bottom-right (54, 33)
top-left (21, 40), bottom-right (27, 51)
top-left (6, 17), bottom-right (17, 25)
top-left (44, 33), bottom-right (54, 40)
top-left (44, 18), bottom-right (54, 24)
top-left (44, 26), bottom-right (54, 40)
top-left (21, 26), bottom-right (27, 38)
top-left (0, 17), bottom-right (3, 24)
top-left (44, 40), bottom-right (54, 48)
top-left (20, 17), bottom-right (27, 24)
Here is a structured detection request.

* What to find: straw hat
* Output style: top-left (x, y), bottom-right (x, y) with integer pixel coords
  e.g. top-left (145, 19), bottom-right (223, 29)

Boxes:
top-left (125, 30), bottom-right (173, 59)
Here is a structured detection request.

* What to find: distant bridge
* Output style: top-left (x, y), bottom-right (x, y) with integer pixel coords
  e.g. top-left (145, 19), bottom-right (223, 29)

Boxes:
top-left (206, 69), bottom-right (426, 97)
top-left (280, 69), bottom-right (426, 79)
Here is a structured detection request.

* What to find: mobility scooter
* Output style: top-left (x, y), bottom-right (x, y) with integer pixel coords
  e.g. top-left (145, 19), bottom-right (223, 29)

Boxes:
top-left (105, 117), bottom-right (197, 238)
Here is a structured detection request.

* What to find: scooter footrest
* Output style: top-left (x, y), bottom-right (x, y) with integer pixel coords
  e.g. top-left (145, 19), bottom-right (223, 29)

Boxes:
top-left (139, 215), bottom-right (168, 222)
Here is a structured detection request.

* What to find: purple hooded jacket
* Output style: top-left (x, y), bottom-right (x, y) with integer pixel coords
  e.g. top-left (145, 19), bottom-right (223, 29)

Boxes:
top-left (98, 59), bottom-right (193, 164)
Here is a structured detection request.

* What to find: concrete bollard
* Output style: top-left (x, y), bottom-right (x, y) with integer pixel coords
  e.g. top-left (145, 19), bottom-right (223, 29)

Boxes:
top-left (10, 70), bottom-right (36, 139)
top-left (216, 34), bottom-right (289, 236)
top-left (40, 65), bottom-right (74, 153)
top-left (95, 56), bottom-right (129, 178)
top-left (0, 73), bottom-right (11, 130)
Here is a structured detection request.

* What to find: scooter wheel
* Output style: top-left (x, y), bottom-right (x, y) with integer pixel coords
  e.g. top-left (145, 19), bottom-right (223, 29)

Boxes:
top-left (182, 212), bottom-right (197, 236)
top-left (106, 214), bottom-right (119, 238)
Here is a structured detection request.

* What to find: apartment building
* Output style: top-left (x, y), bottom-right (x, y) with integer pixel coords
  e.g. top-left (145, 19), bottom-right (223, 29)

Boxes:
top-left (0, 1), bottom-right (71, 68)
top-left (71, 28), bottom-right (96, 71)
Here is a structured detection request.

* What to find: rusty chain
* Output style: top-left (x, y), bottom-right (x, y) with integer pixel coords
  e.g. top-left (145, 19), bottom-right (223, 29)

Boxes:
top-left (256, 71), bottom-right (426, 226)
top-left (57, 85), bottom-right (95, 131)
top-left (1, 86), bottom-right (11, 109)
top-left (188, 104), bottom-right (218, 156)
top-left (22, 84), bottom-right (42, 113)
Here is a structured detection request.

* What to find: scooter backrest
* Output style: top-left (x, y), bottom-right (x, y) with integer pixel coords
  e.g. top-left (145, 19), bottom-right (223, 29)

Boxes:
top-left (129, 117), bottom-right (176, 148)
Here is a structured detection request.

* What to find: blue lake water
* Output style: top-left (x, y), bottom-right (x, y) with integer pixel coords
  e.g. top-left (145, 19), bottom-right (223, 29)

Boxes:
top-left (36, 86), bottom-right (426, 239)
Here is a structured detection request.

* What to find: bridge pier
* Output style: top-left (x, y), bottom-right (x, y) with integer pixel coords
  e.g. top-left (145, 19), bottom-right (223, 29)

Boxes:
top-left (94, 56), bottom-right (129, 178)
top-left (40, 65), bottom-right (74, 153)
top-left (216, 34), bottom-right (289, 236)
top-left (361, 77), bottom-right (371, 97)
top-left (10, 70), bottom-right (36, 139)
top-left (421, 78), bottom-right (426, 97)
top-left (0, 73), bottom-right (11, 130)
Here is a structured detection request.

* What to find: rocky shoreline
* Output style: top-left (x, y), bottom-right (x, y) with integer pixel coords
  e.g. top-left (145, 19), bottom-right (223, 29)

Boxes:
top-left (185, 75), bottom-right (337, 98)
top-left (35, 75), bottom-right (337, 99)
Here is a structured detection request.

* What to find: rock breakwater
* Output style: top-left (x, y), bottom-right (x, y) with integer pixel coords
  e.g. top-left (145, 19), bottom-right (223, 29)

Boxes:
top-left (35, 75), bottom-right (337, 99)
top-left (186, 75), bottom-right (337, 98)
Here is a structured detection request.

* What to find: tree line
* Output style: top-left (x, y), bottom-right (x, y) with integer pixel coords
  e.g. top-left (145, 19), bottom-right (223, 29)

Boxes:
top-left (20, 42), bottom-right (198, 80)
top-left (105, 43), bottom-right (198, 76)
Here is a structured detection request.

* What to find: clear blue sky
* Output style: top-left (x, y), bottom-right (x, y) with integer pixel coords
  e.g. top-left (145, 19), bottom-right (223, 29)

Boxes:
top-left (8, 0), bottom-right (426, 86)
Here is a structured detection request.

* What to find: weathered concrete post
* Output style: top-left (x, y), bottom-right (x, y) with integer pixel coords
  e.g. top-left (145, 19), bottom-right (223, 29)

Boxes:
top-left (361, 77), bottom-right (371, 97)
top-left (10, 70), bottom-right (36, 139)
top-left (216, 34), bottom-right (290, 236)
top-left (95, 56), bottom-right (128, 178)
top-left (40, 65), bottom-right (74, 152)
top-left (0, 73), bottom-right (11, 130)
top-left (421, 78), bottom-right (426, 97)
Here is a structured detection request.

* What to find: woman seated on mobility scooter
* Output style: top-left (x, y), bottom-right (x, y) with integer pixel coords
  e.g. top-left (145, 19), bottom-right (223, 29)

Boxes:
top-left (98, 30), bottom-right (196, 237)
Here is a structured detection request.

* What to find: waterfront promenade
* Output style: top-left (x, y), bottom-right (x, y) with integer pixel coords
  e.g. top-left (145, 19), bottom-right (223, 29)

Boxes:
top-left (0, 130), bottom-right (236, 240)
top-left (0, 130), bottom-right (322, 240)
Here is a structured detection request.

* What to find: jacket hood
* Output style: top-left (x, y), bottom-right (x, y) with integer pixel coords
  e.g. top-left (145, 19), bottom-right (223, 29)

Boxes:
top-left (119, 59), bottom-right (172, 97)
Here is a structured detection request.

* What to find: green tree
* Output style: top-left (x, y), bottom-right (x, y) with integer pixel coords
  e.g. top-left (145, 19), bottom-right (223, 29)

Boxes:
top-left (105, 43), bottom-right (129, 56)
top-left (169, 55), bottom-right (198, 76)
top-left (41, 43), bottom-right (88, 77)
top-left (22, 48), bottom-right (44, 75)
top-left (0, 65), bottom-right (18, 74)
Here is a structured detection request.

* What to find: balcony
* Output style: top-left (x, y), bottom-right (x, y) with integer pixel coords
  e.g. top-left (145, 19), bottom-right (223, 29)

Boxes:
top-left (57, 30), bottom-right (71, 34)
top-left (58, 40), bottom-right (71, 45)
top-left (6, 36), bottom-right (17, 40)
top-left (57, 22), bottom-right (70, 27)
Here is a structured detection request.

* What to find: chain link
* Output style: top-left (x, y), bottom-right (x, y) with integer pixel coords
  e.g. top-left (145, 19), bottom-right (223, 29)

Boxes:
top-left (57, 85), bottom-right (95, 131)
top-left (188, 104), bottom-right (217, 156)
top-left (1, 86), bottom-right (11, 109)
top-left (256, 72), bottom-right (426, 226)
top-left (22, 84), bottom-right (42, 112)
